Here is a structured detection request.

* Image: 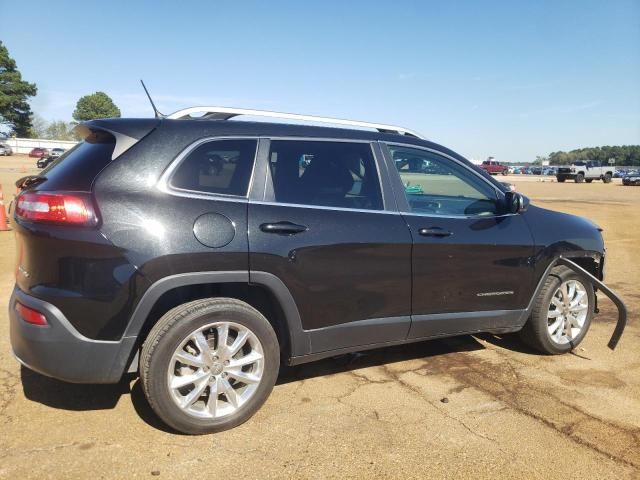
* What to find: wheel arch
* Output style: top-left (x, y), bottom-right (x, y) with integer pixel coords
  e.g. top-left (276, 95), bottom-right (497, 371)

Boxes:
top-left (123, 271), bottom-right (310, 366)
top-left (523, 253), bottom-right (626, 349)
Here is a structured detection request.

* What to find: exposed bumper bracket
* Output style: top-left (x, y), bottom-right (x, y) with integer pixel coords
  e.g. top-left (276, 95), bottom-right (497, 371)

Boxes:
top-left (556, 257), bottom-right (627, 350)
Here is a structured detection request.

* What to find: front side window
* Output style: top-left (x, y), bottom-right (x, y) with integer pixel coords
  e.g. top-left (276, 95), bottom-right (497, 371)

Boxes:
top-left (390, 145), bottom-right (499, 216)
top-left (268, 140), bottom-right (383, 210)
top-left (171, 139), bottom-right (257, 196)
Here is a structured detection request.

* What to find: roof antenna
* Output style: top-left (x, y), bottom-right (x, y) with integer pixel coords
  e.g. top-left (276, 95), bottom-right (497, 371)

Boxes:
top-left (140, 80), bottom-right (165, 118)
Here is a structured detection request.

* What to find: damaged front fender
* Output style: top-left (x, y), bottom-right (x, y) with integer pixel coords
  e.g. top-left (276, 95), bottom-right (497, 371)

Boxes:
top-left (556, 257), bottom-right (627, 350)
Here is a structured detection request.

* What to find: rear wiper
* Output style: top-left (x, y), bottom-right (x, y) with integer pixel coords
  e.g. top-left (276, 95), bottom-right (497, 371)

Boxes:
top-left (16, 175), bottom-right (46, 190)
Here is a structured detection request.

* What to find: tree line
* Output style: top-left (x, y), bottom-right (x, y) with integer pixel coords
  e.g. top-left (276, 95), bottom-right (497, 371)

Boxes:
top-left (0, 40), bottom-right (120, 139)
top-left (536, 146), bottom-right (640, 166)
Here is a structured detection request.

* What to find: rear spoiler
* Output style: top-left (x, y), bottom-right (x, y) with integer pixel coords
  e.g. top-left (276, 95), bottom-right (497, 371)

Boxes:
top-left (75, 118), bottom-right (160, 160)
top-left (557, 257), bottom-right (627, 350)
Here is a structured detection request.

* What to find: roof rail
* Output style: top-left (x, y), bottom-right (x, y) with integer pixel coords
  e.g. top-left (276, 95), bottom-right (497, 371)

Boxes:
top-left (166, 106), bottom-right (425, 139)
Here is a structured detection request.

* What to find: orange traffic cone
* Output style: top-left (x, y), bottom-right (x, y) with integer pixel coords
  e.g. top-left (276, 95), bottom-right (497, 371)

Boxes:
top-left (0, 184), bottom-right (10, 231)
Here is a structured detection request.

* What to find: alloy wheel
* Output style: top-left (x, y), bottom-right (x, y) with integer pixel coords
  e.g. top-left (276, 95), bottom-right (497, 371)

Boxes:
top-left (547, 280), bottom-right (589, 345)
top-left (167, 321), bottom-right (264, 419)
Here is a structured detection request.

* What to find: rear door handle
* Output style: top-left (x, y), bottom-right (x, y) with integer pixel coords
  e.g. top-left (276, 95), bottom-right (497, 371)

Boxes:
top-left (418, 227), bottom-right (452, 238)
top-left (260, 221), bottom-right (308, 235)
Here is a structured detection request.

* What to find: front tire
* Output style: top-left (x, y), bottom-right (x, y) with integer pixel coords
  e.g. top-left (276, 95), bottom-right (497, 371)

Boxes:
top-left (520, 267), bottom-right (594, 354)
top-left (576, 173), bottom-right (585, 183)
top-left (140, 298), bottom-right (280, 434)
top-left (603, 173), bottom-right (612, 183)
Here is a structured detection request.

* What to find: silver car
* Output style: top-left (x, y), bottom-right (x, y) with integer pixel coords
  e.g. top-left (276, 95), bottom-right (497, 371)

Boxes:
top-left (49, 148), bottom-right (66, 158)
top-left (0, 143), bottom-right (13, 156)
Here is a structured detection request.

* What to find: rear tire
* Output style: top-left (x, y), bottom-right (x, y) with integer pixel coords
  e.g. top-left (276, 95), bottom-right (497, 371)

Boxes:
top-left (576, 173), bottom-right (585, 183)
top-left (557, 177), bottom-right (565, 183)
top-left (140, 298), bottom-right (280, 434)
top-left (603, 173), bottom-right (612, 183)
top-left (520, 267), bottom-right (594, 354)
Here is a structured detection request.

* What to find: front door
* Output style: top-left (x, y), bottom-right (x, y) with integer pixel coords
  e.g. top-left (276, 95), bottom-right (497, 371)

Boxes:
top-left (383, 143), bottom-right (535, 339)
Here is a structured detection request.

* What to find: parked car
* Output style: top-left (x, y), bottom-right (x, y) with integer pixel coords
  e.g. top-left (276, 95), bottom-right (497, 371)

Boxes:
top-left (8, 106), bottom-right (626, 434)
top-left (49, 148), bottom-right (66, 158)
top-left (36, 155), bottom-right (55, 169)
top-left (0, 143), bottom-right (13, 156)
top-left (556, 160), bottom-right (614, 183)
top-left (28, 147), bottom-right (49, 158)
top-left (622, 172), bottom-right (640, 186)
top-left (479, 159), bottom-right (508, 175)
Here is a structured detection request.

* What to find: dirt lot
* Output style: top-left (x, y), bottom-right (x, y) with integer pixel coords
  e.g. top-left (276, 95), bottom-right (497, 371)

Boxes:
top-left (0, 156), bottom-right (639, 479)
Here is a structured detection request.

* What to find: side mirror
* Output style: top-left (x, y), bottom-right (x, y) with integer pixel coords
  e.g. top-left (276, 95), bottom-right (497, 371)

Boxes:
top-left (504, 191), bottom-right (528, 214)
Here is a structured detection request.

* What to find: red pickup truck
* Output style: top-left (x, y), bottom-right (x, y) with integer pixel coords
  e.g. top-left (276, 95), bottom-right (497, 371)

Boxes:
top-left (479, 159), bottom-right (508, 175)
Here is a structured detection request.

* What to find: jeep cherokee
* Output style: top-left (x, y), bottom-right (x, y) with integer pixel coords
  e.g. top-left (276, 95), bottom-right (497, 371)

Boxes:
top-left (8, 107), bottom-right (626, 434)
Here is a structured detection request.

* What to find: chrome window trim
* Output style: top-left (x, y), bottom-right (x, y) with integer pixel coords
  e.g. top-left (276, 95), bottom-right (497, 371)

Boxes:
top-left (399, 211), bottom-right (518, 220)
top-left (157, 136), bottom-right (260, 201)
top-left (264, 137), bottom-right (389, 213)
top-left (249, 200), bottom-right (401, 215)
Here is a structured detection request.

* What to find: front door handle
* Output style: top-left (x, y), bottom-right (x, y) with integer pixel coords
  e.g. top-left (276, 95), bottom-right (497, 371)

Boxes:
top-left (260, 221), bottom-right (308, 235)
top-left (418, 227), bottom-right (452, 238)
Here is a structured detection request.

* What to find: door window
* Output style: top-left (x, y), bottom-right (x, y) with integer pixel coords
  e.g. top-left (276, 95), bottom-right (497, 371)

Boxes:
top-left (171, 139), bottom-right (258, 196)
top-left (390, 145), bottom-right (499, 216)
top-left (268, 140), bottom-right (383, 210)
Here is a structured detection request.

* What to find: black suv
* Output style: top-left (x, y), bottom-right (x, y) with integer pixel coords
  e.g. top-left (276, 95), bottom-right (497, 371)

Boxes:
top-left (8, 108), bottom-right (626, 434)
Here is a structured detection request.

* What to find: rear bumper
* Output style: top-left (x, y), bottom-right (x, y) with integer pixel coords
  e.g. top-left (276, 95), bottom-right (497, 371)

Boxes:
top-left (9, 286), bottom-right (136, 384)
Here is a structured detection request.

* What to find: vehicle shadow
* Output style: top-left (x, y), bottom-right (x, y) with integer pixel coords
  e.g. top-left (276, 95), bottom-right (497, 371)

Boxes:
top-left (20, 366), bottom-right (130, 411)
top-left (277, 335), bottom-right (488, 385)
top-left (474, 332), bottom-right (540, 355)
top-left (20, 334), bottom-right (536, 433)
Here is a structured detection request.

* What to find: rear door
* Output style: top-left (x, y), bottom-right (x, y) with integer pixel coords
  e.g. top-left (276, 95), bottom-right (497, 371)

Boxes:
top-left (248, 138), bottom-right (412, 355)
top-left (382, 143), bottom-right (535, 339)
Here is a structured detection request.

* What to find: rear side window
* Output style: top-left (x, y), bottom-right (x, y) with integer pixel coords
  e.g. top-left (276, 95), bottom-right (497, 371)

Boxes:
top-left (38, 130), bottom-right (115, 191)
top-left (171, 139), bottom-right (257, 196)
top-left (268, 140), bottom-right (383, 210)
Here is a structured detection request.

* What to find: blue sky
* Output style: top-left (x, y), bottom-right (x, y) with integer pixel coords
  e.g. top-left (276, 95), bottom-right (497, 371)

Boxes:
top-left (2, 0), bottom-right (639, 162)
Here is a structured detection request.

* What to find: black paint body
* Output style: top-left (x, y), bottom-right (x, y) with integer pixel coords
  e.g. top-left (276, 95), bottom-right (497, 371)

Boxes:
top-left (8, 118), bottom-right (607, 383)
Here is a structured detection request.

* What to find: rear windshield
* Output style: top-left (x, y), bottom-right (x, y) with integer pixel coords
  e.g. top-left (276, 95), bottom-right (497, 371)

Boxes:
top-left (38, 130), bottom-right (115, 191)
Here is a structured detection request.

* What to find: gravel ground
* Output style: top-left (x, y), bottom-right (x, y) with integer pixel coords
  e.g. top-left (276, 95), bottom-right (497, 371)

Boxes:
top-left (0, 156), bottom-right (638, 479)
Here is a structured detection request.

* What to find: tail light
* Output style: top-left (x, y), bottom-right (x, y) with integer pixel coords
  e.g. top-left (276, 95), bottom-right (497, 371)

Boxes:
top-left (15, 193), bottom-right (98, 226)
top-left (15, 302), bottom-right (48, 326)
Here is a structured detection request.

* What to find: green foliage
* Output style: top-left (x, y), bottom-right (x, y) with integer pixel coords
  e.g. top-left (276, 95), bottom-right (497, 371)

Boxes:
top-left (547, 146), bottom-right (640, 166)
top-left (0, 40), bottom-right (37, 136)
top-left (72, 92), bottom-right (121, 121)
top-left (29, 114), bottom-right (48, 138)
top-left (45, 120), bottom-right (78, 141)
top-left (29, 115), bottom-right (79, 141)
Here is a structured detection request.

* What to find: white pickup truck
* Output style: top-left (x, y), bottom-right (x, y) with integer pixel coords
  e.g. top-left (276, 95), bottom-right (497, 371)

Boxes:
top-left (556, 160), bottom-right (613, 183)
